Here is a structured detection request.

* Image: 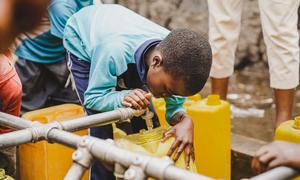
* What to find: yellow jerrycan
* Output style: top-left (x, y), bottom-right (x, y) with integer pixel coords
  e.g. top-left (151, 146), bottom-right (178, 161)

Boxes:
top-left (152, 94), bottom-right (202, 127)
top-left (19, 104), bottom-right (88, 180)
top-left (275, 116), bottom-right (300, 143)
top-left (0, 169), bottom-right (14, 180)
top-left (114, 127), bottom-right (197, 173)
top-left (275, 116), bottom-right (300, 180)
top-left (153, 94), bottom-right (231, 180)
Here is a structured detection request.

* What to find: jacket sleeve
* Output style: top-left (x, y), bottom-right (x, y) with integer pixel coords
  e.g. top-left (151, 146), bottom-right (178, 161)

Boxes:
top-left (83, 44), bottom-right (130, 112)
top-left (48, 1), bottom-right (77, 39)
top-left (165, 95), bottom-right (186, 124)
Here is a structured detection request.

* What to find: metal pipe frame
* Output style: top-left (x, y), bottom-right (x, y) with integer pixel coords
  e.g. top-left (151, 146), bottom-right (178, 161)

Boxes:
top-left (0, 108), bottom-right (145, 131)
top-left (64, 162), bottom-right (86, 180)
top-left (0, 109), bottom-right (212, 180)
top-left (250, 166), bottom-right (300, 180)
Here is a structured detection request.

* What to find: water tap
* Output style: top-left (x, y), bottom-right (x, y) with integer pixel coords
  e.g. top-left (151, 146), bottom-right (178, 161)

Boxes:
top-left (141, 108), bottom-right (154, 130)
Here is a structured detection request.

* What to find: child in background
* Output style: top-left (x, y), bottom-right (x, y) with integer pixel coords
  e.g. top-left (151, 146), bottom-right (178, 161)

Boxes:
top-left (14, 0), bottom-right (94, 112)
top-left (0, 51), bottom-right (22, 133)
top-left (64, 4), bottom-right (212, 180)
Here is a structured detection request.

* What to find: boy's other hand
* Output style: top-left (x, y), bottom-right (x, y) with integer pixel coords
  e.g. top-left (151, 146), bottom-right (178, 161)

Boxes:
top-left (252, 141), bottom-right (300, 174)
top-left (122, 89), bottom-right (151, 109)
top-left (161, 113), bottom-right (195, 169)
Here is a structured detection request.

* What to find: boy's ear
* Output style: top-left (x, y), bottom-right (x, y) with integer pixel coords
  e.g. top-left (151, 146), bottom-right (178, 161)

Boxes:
top-left (151, 55), bottom-right (163, 68)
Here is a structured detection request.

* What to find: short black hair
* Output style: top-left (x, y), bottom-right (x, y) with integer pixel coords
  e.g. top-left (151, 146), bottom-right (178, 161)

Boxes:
top-left (157, 29), bottom-right (212, 95)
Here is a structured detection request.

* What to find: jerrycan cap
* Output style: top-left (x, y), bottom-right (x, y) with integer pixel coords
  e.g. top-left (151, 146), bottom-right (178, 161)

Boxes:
top-left (293, 116), bottom-right (300, 130)
top-left (207, 95), bottom-right (221, 106)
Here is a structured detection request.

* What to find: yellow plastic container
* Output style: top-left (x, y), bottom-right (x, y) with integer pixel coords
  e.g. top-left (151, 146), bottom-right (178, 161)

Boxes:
top-left (275, 117), bottom-right (300, 180)
top-left (114, 127), bottom-right (197, 172)
top-left (153, 94), bottom-right (231, 179)
top-left (19, 104), bottom-right (88, 180)
top-left (275, 116), bottom-right (300, 143)
top-left (152, 94), bottom-right (202, 127)
top-left (0, 169), bottom-right (14, 180)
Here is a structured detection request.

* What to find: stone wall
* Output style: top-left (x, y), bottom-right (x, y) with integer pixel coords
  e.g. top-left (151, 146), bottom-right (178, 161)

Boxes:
top-left (104, 0), bottom-right (300, 71)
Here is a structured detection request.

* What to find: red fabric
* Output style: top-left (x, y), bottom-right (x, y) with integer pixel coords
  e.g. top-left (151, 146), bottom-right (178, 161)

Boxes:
top-left (0, 52), bottom-right (22, 134)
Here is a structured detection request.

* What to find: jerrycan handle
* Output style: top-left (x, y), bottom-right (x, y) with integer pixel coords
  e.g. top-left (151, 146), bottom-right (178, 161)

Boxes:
top-left (293, 116), bottom-right (300, 130)
top-left (206, 95), bottom-right (221, 106)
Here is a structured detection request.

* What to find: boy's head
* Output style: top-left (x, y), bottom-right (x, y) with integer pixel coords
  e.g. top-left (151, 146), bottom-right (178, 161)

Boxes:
top-left (146, 29), bottom-right (212, 98)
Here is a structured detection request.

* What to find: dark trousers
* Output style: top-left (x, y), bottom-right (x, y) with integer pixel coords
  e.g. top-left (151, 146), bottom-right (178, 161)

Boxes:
top-left (15, 58), bottom-right (79, 112)
top-left (67, 52), bottom-right (160, 180)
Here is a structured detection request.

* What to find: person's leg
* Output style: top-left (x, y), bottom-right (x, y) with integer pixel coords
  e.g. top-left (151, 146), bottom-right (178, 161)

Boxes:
top-left (46, 59), bottom-right (79, 104)
top-left (211, 77), bottom-right (229, 100)
top-left (15, 59), bottom-right (51, 112)
top-left (258, 0), bottom-right (300, 127)
top-left (66, 52), bottom-right (114, 180)
top-left (274, 89), bottom-right (294, 127)
top-left (207, 0), bottom-right (243, 100)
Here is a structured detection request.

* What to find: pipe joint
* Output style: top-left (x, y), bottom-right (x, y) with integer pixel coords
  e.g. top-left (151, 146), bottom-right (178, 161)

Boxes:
top-left (124, 165), bottom-right (146, 180)
top-left (114, 163), bottom-right (126, 179)
top-left (116, 108), bottom-right (146, 123)
top-left (72, 137), bottom-right (95, 168)
top-left (27, 126), bottom-right (45, 142)
top-left (72, 148), bottom-right (93, 168)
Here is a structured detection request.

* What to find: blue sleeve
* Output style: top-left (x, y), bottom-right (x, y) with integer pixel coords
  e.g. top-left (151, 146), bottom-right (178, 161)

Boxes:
top-left (165, 96), bottom-right (186, 124)
top-left (48, 1), bottom-right (77, 39)
top-left (83, 44), bottom-right (130, 112)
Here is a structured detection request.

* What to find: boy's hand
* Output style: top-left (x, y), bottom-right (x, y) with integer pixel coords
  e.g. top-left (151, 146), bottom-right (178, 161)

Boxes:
top-left (252, 141), bottom-right (300, 174)
top-left (161, 112), bottom-right (195, 169)
top-left (122, 89), bottom-right (152, 109)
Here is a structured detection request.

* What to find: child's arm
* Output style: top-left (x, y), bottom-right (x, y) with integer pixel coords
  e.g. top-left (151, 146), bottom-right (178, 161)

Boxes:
top-left (161, 96), bottom-right (194, 168)
top-left (84, 45), bottom-right (135, 112)
top-left (162, 112), bottom-right (194, 169)
top-left (252, 141), bottom-right (300, 174)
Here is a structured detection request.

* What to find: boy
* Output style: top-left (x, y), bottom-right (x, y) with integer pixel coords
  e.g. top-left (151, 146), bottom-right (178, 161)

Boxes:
top-left (14, 0), bottom-right (94, 112)
top-left (64, 4), bottom-right (212, 179)
top-left (252, 141), bottom-right (300, 173)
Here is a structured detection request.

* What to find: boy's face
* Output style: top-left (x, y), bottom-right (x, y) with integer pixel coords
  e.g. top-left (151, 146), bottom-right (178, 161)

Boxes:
top-left (146, 63), bottom-right (189, 98)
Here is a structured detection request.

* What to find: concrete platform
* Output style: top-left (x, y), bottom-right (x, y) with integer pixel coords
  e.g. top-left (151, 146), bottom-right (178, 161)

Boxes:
top-left (231, 133), bottom-right (268, 180)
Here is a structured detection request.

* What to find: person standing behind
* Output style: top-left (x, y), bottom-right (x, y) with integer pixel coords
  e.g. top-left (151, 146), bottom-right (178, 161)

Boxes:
top-left (208, 0), bottom-right (300, 127)
top-left (0, 51), bottom-right (22, 122)
top-left (14, 0), bottom-right (94, 112)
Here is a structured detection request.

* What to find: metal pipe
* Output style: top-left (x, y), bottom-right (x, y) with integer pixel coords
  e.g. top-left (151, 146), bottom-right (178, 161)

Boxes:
top-left (47, 131), bottom-right (212, 180)
top-left (0, 129), bottom-right (33, 149)
top-left (64, 162), bottom-right (86, 180)
top-left (250, 166), bottom-right (300, 180)
top-left (164, 166), bottom-right (212, 180)
top-left (0, 112), bottom-right (32, 129)
top-left (47, 129), bottom-right (80, 149)
top-left (0, 109), bottom-right (212, 179)
top-left (0, 108), bottom-right (144, 134)
top-left (60, 108), bottom-right (145, 132)
top-left (90, 137), bottom-right (212, 180)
